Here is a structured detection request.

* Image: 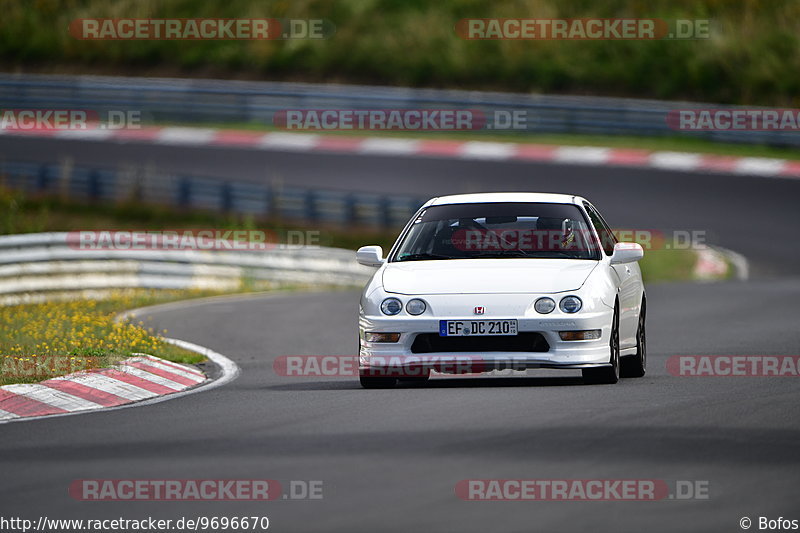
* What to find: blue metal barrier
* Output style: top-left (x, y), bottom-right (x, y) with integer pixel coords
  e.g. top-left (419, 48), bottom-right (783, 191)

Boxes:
top-left (0, 160), bottom-right (425, 228)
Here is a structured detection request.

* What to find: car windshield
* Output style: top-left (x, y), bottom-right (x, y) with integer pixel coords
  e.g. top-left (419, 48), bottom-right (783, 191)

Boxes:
top-left (392, 202), bottom-right (601, 262)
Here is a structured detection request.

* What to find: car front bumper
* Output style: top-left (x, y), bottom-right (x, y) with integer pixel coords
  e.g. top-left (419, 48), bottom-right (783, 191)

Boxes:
top-left (359, 306), bottom-right (614, 376)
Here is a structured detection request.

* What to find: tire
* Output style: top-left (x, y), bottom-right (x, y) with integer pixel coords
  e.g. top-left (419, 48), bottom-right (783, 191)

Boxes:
top-left (621, 297), bottom-right (646, 378)
top-left (359, 373), bottom-right (397, 389)
top-left (582, 302), bottom-right (620, 385)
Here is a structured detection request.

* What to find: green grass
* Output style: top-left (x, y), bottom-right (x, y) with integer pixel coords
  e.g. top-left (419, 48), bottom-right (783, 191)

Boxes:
top-left (2, 0), bottom-right (799, 106)
top-left (0, 290), bottom-right (215, 386)
top-left (637, 247), bottom-right (699, 283)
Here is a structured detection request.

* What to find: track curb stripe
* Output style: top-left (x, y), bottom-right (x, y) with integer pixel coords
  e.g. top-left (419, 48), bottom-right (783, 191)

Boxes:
top-left (125, 360), bottom-right (199, 387)
top-left (6, 126), bottom-right (799, 178)
top-left (0, 354), bottom-right (208, 422)
top-left (102, 367), bottom-right (182, 394)
top-left (40, 379), bottom-right (128, 407)
top-left (0, 388), bottom-right (69, 418)
top-left (137, 355), bottom-right (205, 380)
top-left (51, 372), bottom-right (157, 401)
top-left (2, 383), bottom-right (105, 412)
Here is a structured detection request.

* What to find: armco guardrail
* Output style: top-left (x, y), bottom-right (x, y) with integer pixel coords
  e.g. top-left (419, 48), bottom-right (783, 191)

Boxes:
top-left (0, 73), bottom-right (796, 147)
top-left (0, 160), bottom-right (425, 228)
top-left (0, 232), bottom-right (375, 305)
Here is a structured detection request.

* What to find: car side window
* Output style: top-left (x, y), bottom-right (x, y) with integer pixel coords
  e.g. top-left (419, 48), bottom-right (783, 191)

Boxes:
top-left (584, 202), bottom-right (616, 256)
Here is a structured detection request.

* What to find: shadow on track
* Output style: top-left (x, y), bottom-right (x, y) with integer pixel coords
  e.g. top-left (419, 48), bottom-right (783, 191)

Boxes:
top-left (262, 376), bottom-right (585, 391)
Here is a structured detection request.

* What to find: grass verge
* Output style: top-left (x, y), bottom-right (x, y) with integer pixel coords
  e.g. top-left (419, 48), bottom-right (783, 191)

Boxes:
top-left (0, 289), bottom-right (222, 386)
top-left (638, 248), bottom-right (699, 283)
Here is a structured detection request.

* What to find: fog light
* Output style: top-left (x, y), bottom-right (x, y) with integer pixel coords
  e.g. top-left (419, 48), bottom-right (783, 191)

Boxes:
top-left (365, 332), bottom-right (401, 343)
top-left (559, 329), bottom-right (601, 341)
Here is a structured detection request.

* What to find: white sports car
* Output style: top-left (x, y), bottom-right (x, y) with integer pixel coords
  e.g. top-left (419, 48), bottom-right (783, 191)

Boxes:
top-left (356, 192), bottom-right (646, 388)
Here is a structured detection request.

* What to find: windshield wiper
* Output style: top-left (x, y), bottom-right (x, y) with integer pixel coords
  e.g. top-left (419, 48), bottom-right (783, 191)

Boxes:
top-left (470, 250), bottom-right (535, 258)
top-left (470, 250), bottom-right (581, 259)
top-left (396, 252), bottom-right (453, 262)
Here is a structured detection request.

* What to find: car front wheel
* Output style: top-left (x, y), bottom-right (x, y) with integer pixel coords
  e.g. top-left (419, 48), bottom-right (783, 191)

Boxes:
top-left (621, 297), bottom-right (646, 378)
top-left (582, 303), bottom-right (620, 385)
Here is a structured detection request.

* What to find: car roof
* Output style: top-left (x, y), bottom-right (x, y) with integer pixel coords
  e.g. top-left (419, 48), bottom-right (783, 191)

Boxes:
top-left (424, 192), bottom-right (585, 207)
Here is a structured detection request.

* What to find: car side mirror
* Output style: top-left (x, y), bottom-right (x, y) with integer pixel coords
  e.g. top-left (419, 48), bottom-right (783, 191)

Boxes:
top-left (610, 242), bottom-right (644, 264)
top-left (356, 245), bottom-right (385, 267)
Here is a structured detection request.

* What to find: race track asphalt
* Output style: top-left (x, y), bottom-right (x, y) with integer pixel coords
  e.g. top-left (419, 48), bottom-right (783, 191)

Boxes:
top-left (1, 136), bottom-right (798, 532)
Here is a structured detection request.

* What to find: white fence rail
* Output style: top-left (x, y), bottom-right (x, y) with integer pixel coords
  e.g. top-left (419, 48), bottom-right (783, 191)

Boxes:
top-left (0, 232), bottom-right (374, 305)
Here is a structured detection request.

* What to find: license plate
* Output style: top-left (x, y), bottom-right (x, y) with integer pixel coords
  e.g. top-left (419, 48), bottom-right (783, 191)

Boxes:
top-left (439, 320), bottom-right (518, 337)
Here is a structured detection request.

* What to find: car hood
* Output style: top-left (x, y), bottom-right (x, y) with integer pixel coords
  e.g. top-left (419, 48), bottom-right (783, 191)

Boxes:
top-left (382, 259), bottom-right (598, 295)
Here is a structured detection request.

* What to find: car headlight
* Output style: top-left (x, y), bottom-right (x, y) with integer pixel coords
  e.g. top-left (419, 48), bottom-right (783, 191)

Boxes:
top-left (559, 296), bottom-right (582, 313)
top-left (534, 297), bottom-right (555, 314)
top-left (406, 299), bottom-right (427, 315)
top-left (380, 297), bottom-right (403, 315)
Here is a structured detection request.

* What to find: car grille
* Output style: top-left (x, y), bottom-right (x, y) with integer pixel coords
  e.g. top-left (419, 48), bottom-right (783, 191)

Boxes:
top-left (410, 332), bottom-right (550, 354)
